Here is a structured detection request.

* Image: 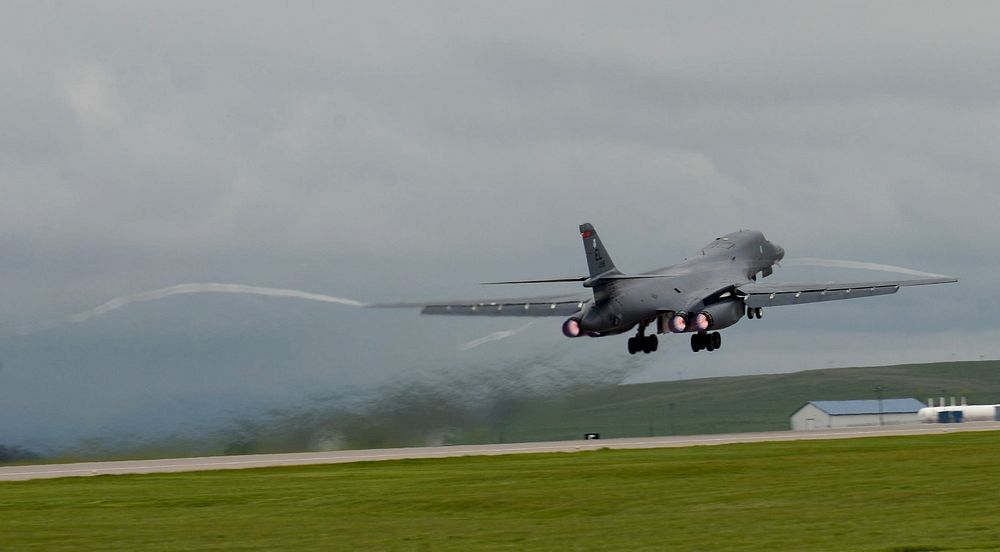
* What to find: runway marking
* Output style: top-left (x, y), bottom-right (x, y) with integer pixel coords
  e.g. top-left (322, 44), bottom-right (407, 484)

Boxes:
top-left (2, 423), bottom-right (997, 481)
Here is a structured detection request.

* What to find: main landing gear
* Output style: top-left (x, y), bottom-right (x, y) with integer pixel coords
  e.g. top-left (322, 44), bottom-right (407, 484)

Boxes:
top-left (627, 323), bottom-right (658, 355)
top-left (747, 306), bottom-right (763, 319)
top-left (691, 331), bottom-right (722, 352)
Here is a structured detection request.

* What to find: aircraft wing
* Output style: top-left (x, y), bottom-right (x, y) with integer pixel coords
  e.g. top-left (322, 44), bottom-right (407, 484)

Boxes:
top-left (369, 292), bottom-right (591, 317)
top-left (737, 277), bottom-right (957, 308)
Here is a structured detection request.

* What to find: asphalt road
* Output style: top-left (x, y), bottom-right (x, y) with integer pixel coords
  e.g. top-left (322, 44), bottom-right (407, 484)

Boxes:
top-left (3, 422), bottom-right (999, 482)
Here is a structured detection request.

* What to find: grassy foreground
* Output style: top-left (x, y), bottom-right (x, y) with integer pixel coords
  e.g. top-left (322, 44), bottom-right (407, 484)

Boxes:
top-left (4, 432), bottom-right (1000, 552)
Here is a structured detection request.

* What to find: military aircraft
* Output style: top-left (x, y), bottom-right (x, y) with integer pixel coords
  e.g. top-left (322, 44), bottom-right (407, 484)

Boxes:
top-left (376, 224), bottom-right (956, 355)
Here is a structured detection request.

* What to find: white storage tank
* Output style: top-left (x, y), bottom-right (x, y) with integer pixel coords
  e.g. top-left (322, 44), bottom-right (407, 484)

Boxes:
top-left (918, 397), bottom-right (1000, 423)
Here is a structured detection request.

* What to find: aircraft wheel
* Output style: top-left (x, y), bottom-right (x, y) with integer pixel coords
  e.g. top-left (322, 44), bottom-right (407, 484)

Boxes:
top-left (747, 307), bottom-right (755, 319)
top-left (755, 307), bottom-right (763, 319)
top-left (690, 334), bottom-right (700, 352)
top-left (706, 337), bottom-right (716, 352)
top-left (712, 332), bottom-right (722, 350)
top-left (642, 335), bottom-right (658, 353)
top-left (627, 337), bottom-right (636, 355)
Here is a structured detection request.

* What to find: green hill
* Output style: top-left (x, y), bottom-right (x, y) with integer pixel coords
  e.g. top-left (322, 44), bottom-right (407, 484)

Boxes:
top-left (35, 360), bottom-right (1000, 462)
top-left (474, 360), bottom-right (1000, 443)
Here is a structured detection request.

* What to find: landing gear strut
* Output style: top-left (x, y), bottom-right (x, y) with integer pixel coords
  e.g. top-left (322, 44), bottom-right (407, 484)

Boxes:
top-left (691, 331), bottom-right (722, 352)
top-left (627, 323), bottom-right (659, 355)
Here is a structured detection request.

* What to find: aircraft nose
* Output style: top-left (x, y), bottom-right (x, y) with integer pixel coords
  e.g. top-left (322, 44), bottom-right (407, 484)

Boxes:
top-left (775, 245), bottom-right (785, 262)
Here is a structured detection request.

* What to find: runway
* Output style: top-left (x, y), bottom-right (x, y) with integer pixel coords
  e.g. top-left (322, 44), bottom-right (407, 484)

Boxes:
top-left (3, 422), bottom-right (999, 482)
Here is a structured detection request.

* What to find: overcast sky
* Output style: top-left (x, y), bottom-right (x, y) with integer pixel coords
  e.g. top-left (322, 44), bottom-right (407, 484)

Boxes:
top-left (2, 2), bottom-right (999, 449)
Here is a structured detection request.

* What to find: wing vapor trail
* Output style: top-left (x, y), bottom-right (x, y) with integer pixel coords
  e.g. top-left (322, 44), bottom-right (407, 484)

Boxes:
top-left (457, 322), bottom-right (534, 351)
top-left (19, 283), bottom-right (367, 335)
top-left (783, 257), bottom-right (953, 279)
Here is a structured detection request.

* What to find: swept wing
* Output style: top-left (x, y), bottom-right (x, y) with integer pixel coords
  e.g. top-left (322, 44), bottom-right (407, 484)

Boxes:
top-left (370, 292), bottom-right (591, 317)
top-left (737, 277), bottom-right (956, 308)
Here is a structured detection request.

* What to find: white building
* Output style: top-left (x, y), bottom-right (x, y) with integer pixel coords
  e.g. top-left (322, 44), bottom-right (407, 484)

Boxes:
top-left (790, 399), bottom-right (926, 431)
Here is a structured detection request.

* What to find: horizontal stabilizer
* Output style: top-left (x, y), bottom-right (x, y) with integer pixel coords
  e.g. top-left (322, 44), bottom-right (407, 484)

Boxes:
top-left (482, 273), bottom-right (674, 286)
top-left (595, 274), bottom-right (674, 281)
top-left (481, 277), bottom-right (587, 285)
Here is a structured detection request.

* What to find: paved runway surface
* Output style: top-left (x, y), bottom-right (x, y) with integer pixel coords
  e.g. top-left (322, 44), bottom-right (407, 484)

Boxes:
top-left (3, 422), bottom-right (999, 481)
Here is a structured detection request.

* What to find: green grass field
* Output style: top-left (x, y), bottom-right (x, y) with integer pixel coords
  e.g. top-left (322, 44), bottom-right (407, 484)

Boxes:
top-left (4, 431), bottom-right (1000, 551)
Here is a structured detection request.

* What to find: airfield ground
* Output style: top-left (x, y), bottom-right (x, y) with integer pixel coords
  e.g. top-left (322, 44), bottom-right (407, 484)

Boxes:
top-left (490, 360), bottom-right (1000, 443)
top-left (3, 430), bottom-right (1000, 551)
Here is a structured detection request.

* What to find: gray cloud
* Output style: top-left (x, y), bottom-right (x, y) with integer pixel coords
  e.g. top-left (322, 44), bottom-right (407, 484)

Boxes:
top-left (0, 1), bottom-right (997, 450)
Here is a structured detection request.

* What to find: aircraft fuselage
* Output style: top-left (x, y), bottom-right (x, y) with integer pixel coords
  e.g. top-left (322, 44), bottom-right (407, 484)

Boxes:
top-left (573, 230), bottom-right (784, 342)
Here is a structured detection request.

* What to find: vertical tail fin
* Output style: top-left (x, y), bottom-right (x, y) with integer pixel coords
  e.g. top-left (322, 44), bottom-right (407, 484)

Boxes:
top-left (579, 223), bottom-right (621, 283)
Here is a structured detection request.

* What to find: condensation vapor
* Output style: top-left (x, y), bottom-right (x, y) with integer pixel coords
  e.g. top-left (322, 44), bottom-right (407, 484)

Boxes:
top-left (458, 323), bottom-right (533, 351)
top-left (783, 257), bottom-right (954, 279)
top-left (19, 283), bottom-right (367, 335)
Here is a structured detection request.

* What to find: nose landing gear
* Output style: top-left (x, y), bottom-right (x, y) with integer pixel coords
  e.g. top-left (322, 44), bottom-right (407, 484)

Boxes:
top-left (747, 307), bottom-right (763, 319)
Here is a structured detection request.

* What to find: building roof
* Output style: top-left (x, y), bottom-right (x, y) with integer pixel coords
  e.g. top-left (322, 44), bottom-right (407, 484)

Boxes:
top-left (807, 398), bottom-right (926, 416)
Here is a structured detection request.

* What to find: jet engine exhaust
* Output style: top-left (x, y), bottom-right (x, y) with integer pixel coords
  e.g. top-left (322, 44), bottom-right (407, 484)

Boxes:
top-left (694, 312), bottom-right (712, 331)
top-left (669, 313), bottom-right (688, 333)
top-left (562, 317), bottom-right (582, 337)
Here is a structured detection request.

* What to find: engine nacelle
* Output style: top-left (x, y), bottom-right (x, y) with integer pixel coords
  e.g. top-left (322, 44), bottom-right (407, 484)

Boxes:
top-left (695, 299), bottom-right (745, 331)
